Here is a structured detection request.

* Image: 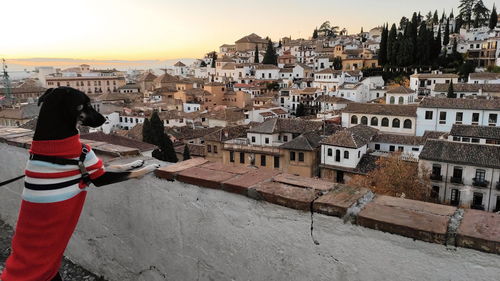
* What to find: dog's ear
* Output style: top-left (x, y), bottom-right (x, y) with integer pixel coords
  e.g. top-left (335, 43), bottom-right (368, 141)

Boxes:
top-left (37, 88), bottom-right (54, 106)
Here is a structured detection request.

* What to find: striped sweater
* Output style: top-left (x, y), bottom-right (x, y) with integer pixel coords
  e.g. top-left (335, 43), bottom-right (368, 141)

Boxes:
top-left (1, 134), bottom-right (104, 281)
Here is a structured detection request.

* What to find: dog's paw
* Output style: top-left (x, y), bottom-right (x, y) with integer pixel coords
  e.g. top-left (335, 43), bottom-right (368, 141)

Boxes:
top-left (130, 160), bottom-right (145, 169)
top-left (144, 164), bottom-right (161, 173)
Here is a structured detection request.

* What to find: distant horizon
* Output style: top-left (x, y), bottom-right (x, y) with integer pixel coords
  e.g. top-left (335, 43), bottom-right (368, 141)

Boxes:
top-left (2, 0), bottom-right (496, 63)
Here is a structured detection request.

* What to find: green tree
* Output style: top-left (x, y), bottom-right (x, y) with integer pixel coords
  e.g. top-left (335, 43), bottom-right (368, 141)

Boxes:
top-left (152, 135), bottom-right (178, 163)
top-left (254, 45), bottom-right (259, 63)
top-left (200, 60), bottom-right (207, 67)
top-left (387, 24), bottom-right (397, 66)
top-left (473, 0), bottom-right (490, 28)
top-left (490, 4), bottom-right (498, 29)
top-left (150, 111), bottom-right (164, 146)
top-left (378, 24), bottom-right (388, 66)
top-left (312, 28), bottom-right (318, 39)
top-left (318, 21), bottom-right (339, 37)
top-left (183, 144), bottom-right (191, 160)
top-left (295, 103), bottom-right (305, 117)
top-left (333, 56), bottom-right (343, 70)
top-left (416, 22), bottom-right (430, 66)
top-left (210, 52), bottom-right (217, 68)
top-left (447, 81), bottom-right (456, 98)
top-left (142, 118), bottom-right (153, 144)
top-left (433, 10), bottom-right (439, 24)
top-left (443, 18), bottom-right (450, 46)
top-left (262, 40), bottom-right (277, 65)
top-left (459, 0), bottom-right (475, 28)
top-left (433, 25), bottom-right (442, 59)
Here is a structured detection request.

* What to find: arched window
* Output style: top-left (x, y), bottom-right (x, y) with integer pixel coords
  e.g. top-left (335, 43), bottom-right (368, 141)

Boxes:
top-left (361, 116), bottom-right (368, 125)
top-left (392, 118), bottom-right (400, 128)
top-left (398, 96), bottom-right (404, 104)
top-left (351, 115), bottom-right (358, 124)
top-left (390, 96), bottom-right (395, 104)
top-left (335, 150), bottom-right (341, 162)
top-left (381, 117), bottom-right (389, 127)
top-left (371, 117), bottom-right (378, 126)
top-left (344, 151), bottom-right (349, 159)
top-left (404, 119), bottom-right (412, 129)
top-left (328, 148), bottom-right (332, 156)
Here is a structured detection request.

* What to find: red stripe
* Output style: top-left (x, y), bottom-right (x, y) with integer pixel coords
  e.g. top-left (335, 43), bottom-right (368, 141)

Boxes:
top-left (90, 168), bottom-right (105, 179)
top-left (25, 160), bottom-right (103, 179)
top-left (30, 135), bottom-right (82, 158)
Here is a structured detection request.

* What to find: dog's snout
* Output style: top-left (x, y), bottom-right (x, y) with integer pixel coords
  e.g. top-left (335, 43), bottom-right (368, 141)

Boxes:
top-left (81, 107), bottom-right (106, 127)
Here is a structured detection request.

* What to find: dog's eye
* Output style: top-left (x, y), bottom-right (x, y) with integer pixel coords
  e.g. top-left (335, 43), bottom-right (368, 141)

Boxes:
top-left (76, 105), bottom-right (84, 111)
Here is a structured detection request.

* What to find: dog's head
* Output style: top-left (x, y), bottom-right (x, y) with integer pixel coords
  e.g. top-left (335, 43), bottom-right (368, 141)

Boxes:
top-left (38, 87), bottom-right (106, 128)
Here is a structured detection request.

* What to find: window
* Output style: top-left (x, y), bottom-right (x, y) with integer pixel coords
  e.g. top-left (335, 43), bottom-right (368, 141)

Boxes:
top-left (335, 150), bottom-right (341, 162)
top-left (439, 112), bottom-right (447, 124)
top-left (475, 169), bottom-right (486, 182)
top-left (455, 112), bottom-right (463, 124)
top-left (472, 113), bottom-right (479, 125)
top-left (431, 186), bottom-right (440, 200)
top-left (344, 151), bottom-right (349, 159)
top-left (240, 152), bottom-right (245, 164)
top-left (230, 151), bottom-right (234, 162)
top-left (298, 152), bottom-right (304, 162)
top-left (398, 97), bottom-right (404, 104)
top-left (361, 116), bottom-right (368, 125)
top-left (265, 138), bottom-right (269, 144)
top-left (471, 138), bottom-right (480, 143)
top-left (450, 189), bottom-right (460, 206)
top-left (488, 114), bottom-right (497, 126)
top-left (327, 148), bottom-right (332, 156)
top-left (403, 119), bottom-right (412, 129)
top-left (390, 96), bottom-right (395, 104)
top-left (381, 118), bottom-right (389, 127)
top-left (398, 146), bottom-right (404, 152)
top-left (283, 136), bottom-right (288, 142)
top-left (425, 111), bottom-right (433, 120)
top-left (472, 193), bottom-right (484, 209)
top-left (290, 151), bottom-right (296, 161)
top-left (371, 117), bottom-right (378, 126)
top-left (452, 167), bottom-right (463, 183)
top-left (207, 145), bottom-right (212, 152)
top-left (214, 146), bottom-right (218, 154)
top-left (358, 151), bottom-right (361, 158)
top-left (251, 136), bottom-right (256, 143)
top-left (412, 147), bottom-right (419, 151)
top-left (274, 156), bottom-right (280, 168)
top-left (261, 155), bottom-right (266, 166)
top-left (392, 118), bottom-right (400, 128)
top-left (389, 145), bottom-right (395, 152)
top-left (374, 144), bottom-right (380, 150)
top-left (351, 115), bottom-right (358, 124)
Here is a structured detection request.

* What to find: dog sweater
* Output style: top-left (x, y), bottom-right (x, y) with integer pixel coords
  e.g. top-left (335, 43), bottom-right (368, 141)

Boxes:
top-left (1, 134), bottom-right (104, 281)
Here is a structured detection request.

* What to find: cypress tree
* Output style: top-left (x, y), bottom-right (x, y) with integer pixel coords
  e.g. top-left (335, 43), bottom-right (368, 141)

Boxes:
top-left (210, 52), bottom-right (217, 68)
top-left (410, 13), bottom-right (419, 63)
top-left (416, 22), bottom-right (430, 66)
top-left (150, 111), bottom-right (165, 147)
top-left (387, 24), bottom-right (397, 66)
top-left (447, 81), bottom-right (456, 98)
top-left (142, 118), bottom-right (153, 144)
top-left (378, 24), bottom-right (388, 66)
top-left (313, 28), bottom-right (318, 39)
top-left (433, 10), bottom-right (439, 24)
top-left (295, 103), bottom-right (305, 117)
top-left (254, 45), bottom-right (259, 63)
top-left (443, 18), bottom-right (450, 46)
top-left (262, 40), bottom-right (277, 65)
top-left (152, 135), bottom-right (178, 163)
top-left (434, 25), bottom-right (442, 59)
top-left (490, 4), bottom-right (498, 30)
top-left (183, 144), bottom-right (191, 160)
top-left (333, 56), bottom-right (342, 70)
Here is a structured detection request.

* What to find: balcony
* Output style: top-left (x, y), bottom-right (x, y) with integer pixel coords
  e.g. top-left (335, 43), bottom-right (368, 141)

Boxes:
top-left (430, 174), bottom-right (442, 181)
top-left (472, 178), bottom-right (489, 188)
top-left (471, 204), bottom-right (485, 211)
top-left (450, 177), bottom-right (463, 184)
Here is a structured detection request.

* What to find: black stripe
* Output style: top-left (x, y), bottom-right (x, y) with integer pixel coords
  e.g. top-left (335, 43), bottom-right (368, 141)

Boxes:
top-left (24, 177), bottom-right (81, 191)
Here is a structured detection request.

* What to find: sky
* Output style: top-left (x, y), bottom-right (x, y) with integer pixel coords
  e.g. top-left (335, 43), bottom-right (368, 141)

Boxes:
top-left (1, 0), bottom-right (497, 63)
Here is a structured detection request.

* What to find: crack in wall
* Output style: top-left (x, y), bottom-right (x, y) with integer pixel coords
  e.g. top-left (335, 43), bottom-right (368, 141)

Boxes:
top-left (445, 208), bottom-right (464, 248)
top-left (309, 193), bottom-right (323, 246)
top-left (137, 265), bottom-right (168, 280)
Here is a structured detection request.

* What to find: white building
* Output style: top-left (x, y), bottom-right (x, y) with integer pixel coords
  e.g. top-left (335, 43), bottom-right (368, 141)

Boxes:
top-left (342, 103), bottom-right (418, 135)
top-left (416, 97), bottom-right (500, 136)
top-left (385, 86), bottom-right (417, 104)
top-left (243, 107), bottom-right (289, 124)
top-left (468, 72), bottom-right (500, 84)
top-left (255, 64), bottom-right (280, 80)
top-left (409, 73), bottom-right (459, 95)
top-left (431, 83), bottom-right (500, 98)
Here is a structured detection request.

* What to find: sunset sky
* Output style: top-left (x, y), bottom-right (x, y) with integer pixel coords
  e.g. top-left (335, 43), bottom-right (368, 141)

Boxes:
top-left (2, 0), bottom-right (496, 62)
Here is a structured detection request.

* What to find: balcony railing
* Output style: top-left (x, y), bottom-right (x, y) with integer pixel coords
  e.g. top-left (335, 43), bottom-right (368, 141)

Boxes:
top-left (471, 204), bottom-right (485, 211)
top-left (450, 177), bottom-right (463, 184)
top-left (430, 174), bottom-right (442, 181)
top-left (472, 178), bottom-right (489, 188)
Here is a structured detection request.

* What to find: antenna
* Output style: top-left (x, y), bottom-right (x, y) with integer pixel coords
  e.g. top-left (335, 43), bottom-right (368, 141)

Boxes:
top-left (2, 58), bottom-right (12, 100)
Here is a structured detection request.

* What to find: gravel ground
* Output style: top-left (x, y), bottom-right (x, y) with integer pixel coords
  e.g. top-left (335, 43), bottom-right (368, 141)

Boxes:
top-left (0, 219), bottom-right (107, 281)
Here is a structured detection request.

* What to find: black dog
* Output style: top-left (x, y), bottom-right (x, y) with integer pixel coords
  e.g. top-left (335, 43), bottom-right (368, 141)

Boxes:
top-left (1, 87), bottom-right (159, 281)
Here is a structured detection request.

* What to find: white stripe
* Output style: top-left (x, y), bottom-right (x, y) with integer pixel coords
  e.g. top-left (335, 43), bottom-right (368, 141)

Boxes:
top-left (22, 183), bottom-right (81, 197)
top-left (25, 173), bottom-right (82, 184)
top-left (25, 151), bottom-right (99, 174)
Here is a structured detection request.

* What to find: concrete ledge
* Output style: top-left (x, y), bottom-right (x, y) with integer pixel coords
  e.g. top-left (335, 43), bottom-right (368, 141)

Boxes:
top-left (272, 173), bottom-right (334, 191)
top-left (177, 166), bottom-right (238, 189)
top-left (154, 158), bottom-right (208, 180)
top-left (357, 195), bottom-right (456, 244)
top-left (313, 185), bottom-right (371, 217)
top-left (222, 169), bottom-right (281, 195)
top-left (253, 181), bottom-right (321, 211)
top-left (457, 210), bottom-right (500, 254)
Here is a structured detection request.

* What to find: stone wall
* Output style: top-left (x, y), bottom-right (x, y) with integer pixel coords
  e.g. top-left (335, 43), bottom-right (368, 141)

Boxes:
top-left (1, 129), bottom-right (500, 281)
